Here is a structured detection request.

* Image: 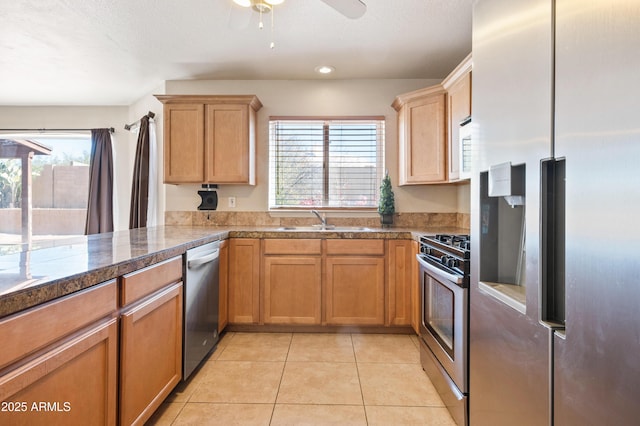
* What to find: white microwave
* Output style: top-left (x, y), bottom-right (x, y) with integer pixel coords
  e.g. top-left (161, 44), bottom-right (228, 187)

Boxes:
top-left (459, 116), bottom-right (472, 180)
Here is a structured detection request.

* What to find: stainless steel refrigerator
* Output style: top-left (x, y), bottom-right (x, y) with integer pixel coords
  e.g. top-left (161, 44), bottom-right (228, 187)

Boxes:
top-left (470, 0), bottom-right (640, 424)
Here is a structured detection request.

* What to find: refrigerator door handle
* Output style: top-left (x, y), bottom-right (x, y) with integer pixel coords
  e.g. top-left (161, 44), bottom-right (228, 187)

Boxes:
top-left (540, 158), bottom-right (566, 331)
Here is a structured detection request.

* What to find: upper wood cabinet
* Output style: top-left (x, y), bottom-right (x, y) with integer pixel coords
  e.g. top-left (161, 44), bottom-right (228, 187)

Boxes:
top-left (156, 95), bottom-right (262, 185)
top-left (392, 54), bottom-right (472, 184)
top-left (392, 85), bottom-right (447, 185)
top-left (442, 54), bottom-right (472, 182)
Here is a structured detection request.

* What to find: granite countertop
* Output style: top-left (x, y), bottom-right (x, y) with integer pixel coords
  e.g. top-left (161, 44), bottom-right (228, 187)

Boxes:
top-left (0, 225), bottom-right (467, 319)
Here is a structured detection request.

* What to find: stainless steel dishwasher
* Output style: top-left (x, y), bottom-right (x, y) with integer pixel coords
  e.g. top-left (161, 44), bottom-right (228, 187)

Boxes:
top-left (184, 241), bottom-right (220, 379)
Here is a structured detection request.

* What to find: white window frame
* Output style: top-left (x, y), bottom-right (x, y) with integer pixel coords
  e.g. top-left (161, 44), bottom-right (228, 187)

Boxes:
top-left (268, 116), bottom-right (385, 210)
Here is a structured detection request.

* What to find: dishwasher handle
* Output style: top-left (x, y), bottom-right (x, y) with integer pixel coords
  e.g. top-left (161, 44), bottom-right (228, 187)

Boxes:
top-left (187, 250), bottom-right (219, 268)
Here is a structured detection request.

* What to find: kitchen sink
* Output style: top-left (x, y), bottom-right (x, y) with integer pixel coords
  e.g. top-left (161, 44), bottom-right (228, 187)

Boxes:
top-left (276, 226), bottom-right (372, 232)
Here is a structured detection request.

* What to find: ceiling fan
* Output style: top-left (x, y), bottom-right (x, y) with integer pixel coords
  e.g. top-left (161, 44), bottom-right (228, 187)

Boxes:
top-left (232, 0), bottom-right (367, 19)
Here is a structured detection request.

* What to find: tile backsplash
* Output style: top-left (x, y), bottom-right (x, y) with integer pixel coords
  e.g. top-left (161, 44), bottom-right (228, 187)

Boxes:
top-left (165, 211), bottom-right (470, 230)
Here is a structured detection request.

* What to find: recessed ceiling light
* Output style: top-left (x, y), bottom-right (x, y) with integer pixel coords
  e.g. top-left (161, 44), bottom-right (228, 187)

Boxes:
top-left (315, 65), bottom-right (335, 75)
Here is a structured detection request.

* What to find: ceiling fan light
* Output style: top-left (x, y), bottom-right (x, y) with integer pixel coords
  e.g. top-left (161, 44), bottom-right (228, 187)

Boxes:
top-left (252, 1), bottom-right (272, 13)
top-left (233, 0), bottom-right (252, 7)
top-left (266, 0), bottom-right (285, 5)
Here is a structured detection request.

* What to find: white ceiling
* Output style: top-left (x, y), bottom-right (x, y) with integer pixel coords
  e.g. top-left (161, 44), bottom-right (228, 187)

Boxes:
top-left (0, 0), bottom-right (472, 106)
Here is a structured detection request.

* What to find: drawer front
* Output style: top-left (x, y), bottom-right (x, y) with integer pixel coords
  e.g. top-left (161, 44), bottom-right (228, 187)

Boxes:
top-left (0, 280), bottom-right (117, 370)
top-left (325, 239), bottom-right (384, 255)
top-left (120, 257), bottom-right (182, 306)
top-left (263, 239), bottom-right (322, 255)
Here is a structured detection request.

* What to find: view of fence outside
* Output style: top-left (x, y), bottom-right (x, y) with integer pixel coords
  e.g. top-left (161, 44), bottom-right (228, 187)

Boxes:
top-left (0, 136), bottom-right (90, 241)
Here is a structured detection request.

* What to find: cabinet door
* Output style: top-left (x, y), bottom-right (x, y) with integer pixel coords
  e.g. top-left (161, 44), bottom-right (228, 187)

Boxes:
top-left (119, 283), bottom-right (183, 426)
top-left (399, 93), bottom-right (447, 184)
top-left (410, 240), bottom-right (420, 334)
top-left (0, 318), bottom-right (118, 426)
top-left (205, 104), bottom-right (253, 184)
top-left (325, 256), bottom-right (385, 325)
top-left (218, 239), bottom-right (229, 332)
top-left (163, 103), bottom-right (205, 183)
top-left (263, 256), bottom-right (322, 325)
top-left (228, 238), bottom-right (260, 324)
top-left (447, 71), bottom-right (472, 181)
top-left (387, 240), bottom-right (412, 326)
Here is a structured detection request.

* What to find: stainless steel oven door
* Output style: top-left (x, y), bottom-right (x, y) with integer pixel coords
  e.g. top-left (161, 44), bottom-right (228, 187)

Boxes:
top-left (417, 254), bottom-right (468, 393)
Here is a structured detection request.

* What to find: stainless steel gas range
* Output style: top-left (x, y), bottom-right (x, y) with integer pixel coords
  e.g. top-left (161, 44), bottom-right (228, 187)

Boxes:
top-left (416, 234), bottom-right (470, 426)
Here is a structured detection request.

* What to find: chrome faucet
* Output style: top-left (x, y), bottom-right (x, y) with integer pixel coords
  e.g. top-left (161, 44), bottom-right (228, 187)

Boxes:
top-left (311, 210), bottom-right (327, 226)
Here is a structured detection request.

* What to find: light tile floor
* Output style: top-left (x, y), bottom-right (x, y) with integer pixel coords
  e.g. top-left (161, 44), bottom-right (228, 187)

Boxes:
top-left (146, 332), bottom-right (456, 426)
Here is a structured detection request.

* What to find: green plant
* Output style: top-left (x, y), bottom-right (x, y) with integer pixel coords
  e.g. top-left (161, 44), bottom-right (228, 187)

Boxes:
top-left (378, 171), bottom-right (395, 215)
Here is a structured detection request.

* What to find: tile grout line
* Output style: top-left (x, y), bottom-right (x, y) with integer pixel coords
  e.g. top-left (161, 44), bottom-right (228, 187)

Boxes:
top-left (351, 333), bottom-right (370, 426)
top-left (268, 332), bottom-right (293, 425)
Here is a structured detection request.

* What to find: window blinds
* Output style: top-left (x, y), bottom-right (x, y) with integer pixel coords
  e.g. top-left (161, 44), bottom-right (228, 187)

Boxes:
top-left (269, 118), bottom-right (385, 209)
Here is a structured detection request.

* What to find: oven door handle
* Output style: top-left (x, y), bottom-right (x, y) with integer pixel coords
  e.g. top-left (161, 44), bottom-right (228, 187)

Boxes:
top-left (416, 254), bottom-right (463, 286)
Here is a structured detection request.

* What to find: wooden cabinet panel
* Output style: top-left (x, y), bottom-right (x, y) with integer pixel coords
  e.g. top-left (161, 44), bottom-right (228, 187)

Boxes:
top-left (263, 239), bottom-right (322, 255)
top-left (206, 104), bottom-right (252, 183)
top-left (156, 95), bottom-right (261, 185)
top-left (387, 240), bottom-right (412, 326)
top-left (163, 103), bottom-right (205, 183)
top-left (325, 239), bottom-right (384, 255)
top-left (393, 86), bottom-right (447, 185)
top-left (0, 318), bottom-right (118, 426)
top-left (263, 257), bottom-right (322, 324)
top-left (219, 239), bottom-right (229, 332)
top-left (411, 240), bottom-right (420, 334)
top-left (443, 54), bottom-right (472, 182)
top-left (325, 256), bottom-right (385, 325)
top-left (0, 280), bottom-right (116, 370)
top-left (228, 238), bottom-right (260, 324)
top-left (120, 256), bottom-right (182, 306)
top-left (119, 282), bottom-right (183, 426)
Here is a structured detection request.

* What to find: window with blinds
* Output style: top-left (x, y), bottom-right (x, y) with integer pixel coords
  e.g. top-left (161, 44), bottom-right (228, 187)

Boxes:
top-left (269, 117), bottom-right (385, 209)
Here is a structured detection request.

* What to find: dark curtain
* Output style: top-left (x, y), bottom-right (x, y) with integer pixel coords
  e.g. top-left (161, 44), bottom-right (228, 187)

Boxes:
top-left (85, 128), bottom-right (114, 235)
top-left (129, 115), bottom-right (149, 229)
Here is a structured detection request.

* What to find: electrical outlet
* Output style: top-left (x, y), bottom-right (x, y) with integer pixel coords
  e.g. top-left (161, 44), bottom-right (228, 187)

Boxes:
top-left (228, 197), bottom-right (236, 208)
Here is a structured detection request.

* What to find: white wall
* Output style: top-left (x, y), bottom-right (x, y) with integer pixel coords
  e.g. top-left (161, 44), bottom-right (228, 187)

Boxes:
top-left (0, 79), bottom-right (472, 230)
top-left (0, 106), bottom-right (130, 230)
top-left (162, 78), bottom-right (467, 214)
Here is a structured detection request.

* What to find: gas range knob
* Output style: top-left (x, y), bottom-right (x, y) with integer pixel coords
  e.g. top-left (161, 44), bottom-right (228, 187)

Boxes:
top-left (440, 255), bottom-right (456, 267)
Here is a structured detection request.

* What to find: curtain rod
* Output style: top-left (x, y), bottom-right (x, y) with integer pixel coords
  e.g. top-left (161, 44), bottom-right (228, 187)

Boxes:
top-left (0, 127), bottom-right (115, 133)
top-left (124, 111), bottom-right (155, 131)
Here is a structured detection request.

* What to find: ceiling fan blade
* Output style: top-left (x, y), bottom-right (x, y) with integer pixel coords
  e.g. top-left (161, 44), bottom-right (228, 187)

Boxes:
top-left (320, 0), bottom-right (366, 19)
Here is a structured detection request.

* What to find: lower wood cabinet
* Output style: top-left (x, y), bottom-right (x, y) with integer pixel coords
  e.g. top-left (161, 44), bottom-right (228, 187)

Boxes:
top-left (262, 239), bottom-right (322, 325)
top-left (325, 256), bottom-right (385, 326)
top-left (226, 237), bottom-right (415, 329)
top-left (119, 282), bottom-right (183, 426)
top-left (228, 238), bottom-right (260, 324)
top-left (263, 256), bottom-right (322, 325)
top-left (387, 240), bottom-right (413, 326)
top-left (410, 240), bottom-right (420, 334)
top-left (218, 239), bottom-right (229, 332)
top-left (0, 281), bottom-right (118, 426)
top-left (119, 256), bottom-right (183, 426)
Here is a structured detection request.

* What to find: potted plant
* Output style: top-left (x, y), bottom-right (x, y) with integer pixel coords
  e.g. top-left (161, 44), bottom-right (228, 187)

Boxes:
top-left (378, 171), bottom-right (395, 226)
